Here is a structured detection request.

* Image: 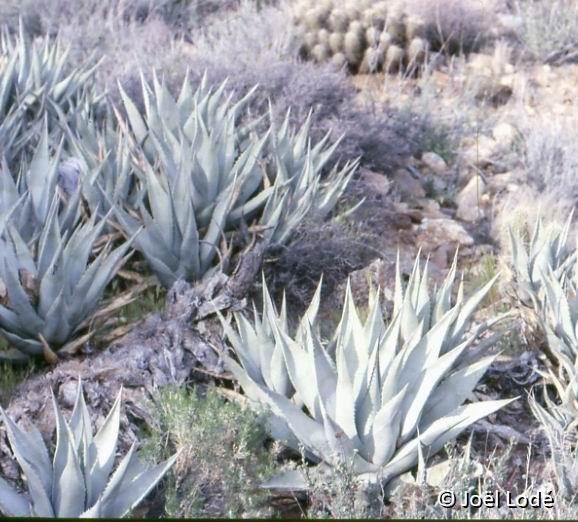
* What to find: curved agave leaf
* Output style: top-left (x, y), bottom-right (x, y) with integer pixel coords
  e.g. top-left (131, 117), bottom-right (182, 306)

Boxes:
top-left (0, 22), bottom-right (100, 165)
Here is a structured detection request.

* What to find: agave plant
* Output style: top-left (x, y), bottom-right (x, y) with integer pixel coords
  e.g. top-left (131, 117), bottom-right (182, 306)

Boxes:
top-left (530, 263), bottom-right (578, 424)
top-left (0, 22), bottom-right (101, 163)
top-left (220, 253), bottom-right (514, 488)
top-left (508, 212), bottom-right (575, 311)
top-left (0, 125), bottom-right (80, 241)
top-left (114, 73), bottom-right (355, 287)
top-left (529, 390), bottom-right (578, 499)
top-left (60, 104), bottom-right (143, 218)
top-left (0, 380), bottom-right (176, 517)
top-left (0, 194), bottom-right (136, 360)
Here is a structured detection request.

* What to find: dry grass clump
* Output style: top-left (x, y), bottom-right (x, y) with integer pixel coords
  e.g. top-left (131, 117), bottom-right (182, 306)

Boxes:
top-left (0, 0), bottom-right (242, 95)
top-left (521, 113), bottom-right (578, 201)
top-left (513, 0), bottom-right (578, 64)
top-left (403, 0), bottom-right (501, 55)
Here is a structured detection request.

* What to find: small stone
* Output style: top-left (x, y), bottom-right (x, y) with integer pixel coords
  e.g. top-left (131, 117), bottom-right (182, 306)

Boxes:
top-left (421, 152), bottom-right (448, 176)
top-left (456, 175), bottom-right (486, 222)
top-left (468, 53), bottom-right (494, 75)
top-left (487, 171), bottom-right (519, 194)
top-left (359, 168), bottom-right (391, 197)
top-left (392, 168), bottom-right (425, 198)
top-left (461, 135), bottom-right (497, 167)
top-left (417, 218), bottom-right (474, 247)
top-left (59, 380), bottom-right (78, 408)
top-left (492, 122), bottom-right (518, 147)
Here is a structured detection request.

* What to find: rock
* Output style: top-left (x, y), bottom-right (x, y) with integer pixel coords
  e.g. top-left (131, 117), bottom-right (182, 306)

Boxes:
top-left (416, 218), bottom-right (474, 249)
top-left (487, 171), bottom-right (522, 194)
top-left (421, 152), bottom-right (448, 176)
top-left (492, 122), bottom-right (518, 147)
top-left (456, 175), bottom-right (486, 222)
top-left (414, 198), bottom-right (447, 219)
top-left (461, 135), bottom-right (497, 167)
top-left (58, 380), bottom-right (78, 408)
top-left (468, 53), bottom-right (494, 76)
top-left (57, 157), bottom-right (82, 195)
top-left (430, 243), bottom-right (453, 271)
top-left (359, 168), bottom-right (391, 197)
top-left (392, 168), bottom-right (425, 198)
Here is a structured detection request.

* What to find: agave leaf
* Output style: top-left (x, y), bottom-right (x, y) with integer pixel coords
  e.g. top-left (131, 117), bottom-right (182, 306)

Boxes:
top-left (87, 388), bottom-right (123, 506)
top-left (97, 454), bottom-right (177, 518)
top-left (383, 398), bottom-right (516, 482)
top-left (83, 444), bottom-right (175, 518)
top-left (118, 83), bottom-right (148, 146)
top-left (1, 257), bottom-right (43, 332)
top-left (0, 475), bottom-right (31, 517)
top-left (449, 273), bottom-right (499, 345)
top-left (0, 408), bottom-right (54, 516)
top-left (399, 338), bottom-right (470, 444)
top-left (370, 386), bottom-right (407, 467)
top-left (51, 390), bottom-right (86, 517)
top-left (419, 354), bottom-right (498, 430)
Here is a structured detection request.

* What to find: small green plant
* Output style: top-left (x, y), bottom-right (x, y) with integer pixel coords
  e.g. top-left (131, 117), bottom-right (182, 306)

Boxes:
top-left (143, 385), bottom-right (276, 518)
top-left (0, 380), bottom-right (176, 517)
top-left (464, 253), bottom-right (501, 308)
top-left (0, 359), bottom-right (35, 407)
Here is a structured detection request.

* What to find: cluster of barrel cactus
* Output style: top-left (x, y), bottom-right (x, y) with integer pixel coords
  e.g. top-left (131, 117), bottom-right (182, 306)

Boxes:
top-left (293, 0), bottom-right (429, 74)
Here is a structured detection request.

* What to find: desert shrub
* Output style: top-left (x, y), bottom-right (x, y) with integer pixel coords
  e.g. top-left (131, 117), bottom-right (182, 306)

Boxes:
top-left (263, 219), bottom-right (378, 314)
top-left (513, 0), bottom-right (578, 64)
top-left (0, 0), bottom-right (241, 38)
top-left (403, 0), bottom-right (500, 54)
top-left (0, 1), bottom-right (189, 96)
top-left (143, 386), bottom-right (275, 518)
top-left (521, 113), bottom-right (578, 202)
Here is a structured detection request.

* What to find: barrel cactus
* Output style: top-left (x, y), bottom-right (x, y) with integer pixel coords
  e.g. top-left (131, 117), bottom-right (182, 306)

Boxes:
top-left (220, 253), bottom-right (514, 489)
top-left (292, 0), bottom-right (430, 74)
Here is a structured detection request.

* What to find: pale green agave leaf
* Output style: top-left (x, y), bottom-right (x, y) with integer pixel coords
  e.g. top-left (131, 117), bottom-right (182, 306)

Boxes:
top-left (0, 23), bottom-right (100, 164)
top-left (508, 212), bottom-right (575, 310)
